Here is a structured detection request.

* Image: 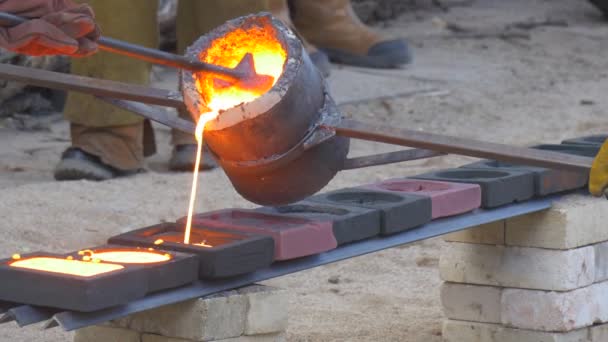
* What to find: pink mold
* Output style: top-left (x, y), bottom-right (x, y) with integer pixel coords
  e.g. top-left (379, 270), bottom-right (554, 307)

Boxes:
top-left (362, 179), bottom-right (481, 219)
top-left (179, 209), bottom-right (337, 261)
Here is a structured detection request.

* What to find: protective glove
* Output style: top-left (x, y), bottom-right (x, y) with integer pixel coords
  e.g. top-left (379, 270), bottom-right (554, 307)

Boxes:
top-left (0, 0), bottom-right (100, 56)
top-left (589, 138), bottom-right (608, 197)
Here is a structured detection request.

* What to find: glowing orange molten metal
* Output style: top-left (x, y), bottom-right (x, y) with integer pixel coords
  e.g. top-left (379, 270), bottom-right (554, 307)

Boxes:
top-left (183, 20), bottom-right (287, 245)
top-left (10, 257), bottom-right (123, 277)
top-left (91, 250), bottom-right (171, 264)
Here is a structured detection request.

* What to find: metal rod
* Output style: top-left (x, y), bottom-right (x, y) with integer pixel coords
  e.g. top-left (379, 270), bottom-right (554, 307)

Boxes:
top-left (330, 119), bottom-right (594, 172)
top-left (97, 98), bottom-right (196, 134)
top-left (341, 149), bottom-right (446, 170)
top-left (42, 197), bottom-right (553, 331)
top-left (0, 12), bottom-right (244, 80)
top-left (0, 63), bottom-right (185, 109)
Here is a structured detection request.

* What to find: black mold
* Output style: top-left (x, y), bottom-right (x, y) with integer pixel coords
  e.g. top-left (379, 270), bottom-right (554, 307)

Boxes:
top-left (255, 200), bottom-right (381, 245)
top-left (108, 223), bottom-right (274, 279)
top-left (413, 168), bottom-right (535, 208)
top-left (461, 160), bottom-right (587, 196)
top-left (561, 134), bottom-right (608, 147)
top-left (308, 189), bottom-right (431, 235)
top-left (0, 252), bottom-right (148, 312)
top-left (65, 245), bottom-right (199, 293)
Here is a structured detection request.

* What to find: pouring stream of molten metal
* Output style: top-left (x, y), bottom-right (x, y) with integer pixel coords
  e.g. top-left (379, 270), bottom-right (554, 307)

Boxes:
top-left (182, 23), bottom-right (287, 244)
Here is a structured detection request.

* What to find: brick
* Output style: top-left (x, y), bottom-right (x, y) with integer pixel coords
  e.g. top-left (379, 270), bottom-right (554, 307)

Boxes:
top-left (142, 334), bottom-right (190, 342)
top-left (439, 242), bottom-right (594, 291)
top-left (308, 188), bottom-right (432, 235)
top-left (188, 209), bottom-right (336, 260)
top-left (505, 194), bottom-right (608, 249)
top-left (412, 168), bottom-right (534, 208)
top-left (444, 221), bottom-right (505, 245)
top-left (361, 178), bottom-right (481, 219)
top-left (74, 326), bottom-right (141, 342)
top-left (111, 290), bottom-right (247, 341)
top-left (255, 200), bottom-right (381, 245)
top-left (218, 333), bottom-right (286, 342)
top-left (562, 134), bottom-right (608, 147)
top-left (440, 283), bottom-right (501, 323)
top-left (595, 242), bottom-right (608, 283)
top-left (590, 323), bottom-right (608, 341)
top-left (460, 160), bottom-right (587, 196)
top-left (442, 320), bottom-right (589, 342)
top-left (238, 285), bottom-right (288, 335)
top-left (501, 282), bottom-right (608, 332)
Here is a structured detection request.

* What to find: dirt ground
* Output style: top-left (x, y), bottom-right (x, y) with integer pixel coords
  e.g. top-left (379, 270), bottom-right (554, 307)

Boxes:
top-left (0, 0), bottom-right (607, 341)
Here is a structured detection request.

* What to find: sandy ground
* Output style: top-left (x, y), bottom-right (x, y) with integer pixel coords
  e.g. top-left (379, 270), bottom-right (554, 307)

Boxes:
top-left (0, 0), bottom-right (607, 341)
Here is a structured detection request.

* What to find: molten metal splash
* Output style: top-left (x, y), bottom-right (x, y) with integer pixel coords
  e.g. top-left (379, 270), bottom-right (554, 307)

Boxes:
top-left (10, 257), bottom-right (124, 277)
top-left (183, 20), bottom-right (287, 245)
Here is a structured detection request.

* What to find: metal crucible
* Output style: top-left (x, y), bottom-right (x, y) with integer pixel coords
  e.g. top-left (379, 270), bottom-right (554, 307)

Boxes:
top-left (181, 13), bottom-right (349, 206)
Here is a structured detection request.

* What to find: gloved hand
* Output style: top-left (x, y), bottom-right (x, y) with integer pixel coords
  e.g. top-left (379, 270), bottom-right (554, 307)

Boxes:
top-left (0, 0), bottom-right (100, 56)
top-left (589, 138), bottom-right (608, 197)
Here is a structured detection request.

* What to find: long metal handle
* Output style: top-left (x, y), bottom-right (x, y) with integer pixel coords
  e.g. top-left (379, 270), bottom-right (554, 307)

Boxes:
top-left (0, 63), bottom-right (185, 109)
top-left (0, 12), bottom-right (243, 79)
top-left (330, 119), bottom-right (594, 172)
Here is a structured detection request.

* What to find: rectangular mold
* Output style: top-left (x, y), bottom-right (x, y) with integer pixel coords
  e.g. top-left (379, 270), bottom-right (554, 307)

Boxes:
top-left (532, 144), bottom-right (600, 157)
top-left (109, 223), bottom-right (274, 278)
top-left (255, 200), bottom-right (381, 245)
top-left (361, 179), bottom-right (481, 219)
top-left (308, 188), bottom-right (432, 235)
top-left (413, 168), bottom-right (535, 208)
top-left (461, 160), bottom-right (587, 196)
top-left (65, 245), bottom-right (199, 293)
top-left (182, 210), bottom-right (337, 261)
top-left (0, 252), bottom-right (148, 312)
top-left (561, 134), bottom-right (608, 147)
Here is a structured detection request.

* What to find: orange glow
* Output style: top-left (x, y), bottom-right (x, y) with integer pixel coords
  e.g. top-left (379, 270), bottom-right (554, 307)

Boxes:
top-left (91, 250), bottom-right (171, 264)
top-left (10, 257), bottom-right (123, 277)
top-left (183, 19), bottom-right (287, 245)
top-left (195, 19), bottom-right (287, 112)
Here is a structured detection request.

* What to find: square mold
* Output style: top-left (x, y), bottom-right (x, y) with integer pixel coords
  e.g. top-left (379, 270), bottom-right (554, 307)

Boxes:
top-left (182, 210), bottom-right (337, 261)
top-left (461, 160), bottom-right (587, 196)
top-left (109, 223), bottom-right (274, 279)
top-left (66, 245), bottom-right (199, 293)
top-left (361, 179), bottom-right (481, 219)
top-left (413, 168), bottom-right (534, 208)
top-left (255, 200), bottom-right (381, 245)
top-left (308, 188), bottom-right (432, 235)
top-left (0, 252), bottom-right (148, 312)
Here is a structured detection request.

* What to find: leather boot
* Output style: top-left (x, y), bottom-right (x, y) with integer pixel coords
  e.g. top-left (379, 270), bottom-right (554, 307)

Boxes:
top-left (268, 0), bottom-right (331, 76)
top-left (54, 123), bottom-right (146, 181)
top-left (290, 0), bottom-right (412, 68)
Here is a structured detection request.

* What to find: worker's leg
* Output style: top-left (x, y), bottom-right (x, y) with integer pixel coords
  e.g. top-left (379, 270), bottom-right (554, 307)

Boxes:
top-left (268, 0), bottom-right (331, 76)
top-left (55, 0), bottom-right (158, 181)
top-left (290, 0), bottom-right (412, 68)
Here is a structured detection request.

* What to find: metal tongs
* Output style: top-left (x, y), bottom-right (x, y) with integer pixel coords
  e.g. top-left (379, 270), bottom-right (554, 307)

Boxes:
top-left (0, 12), bottom-right (273, 89)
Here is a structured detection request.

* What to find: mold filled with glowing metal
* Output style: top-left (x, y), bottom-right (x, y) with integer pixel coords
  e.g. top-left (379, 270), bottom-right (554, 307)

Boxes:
top-left (10, 256), bottom-right (124, 277)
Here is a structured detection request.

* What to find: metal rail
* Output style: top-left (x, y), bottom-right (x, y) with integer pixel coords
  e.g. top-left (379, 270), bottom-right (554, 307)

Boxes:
top-left (6, 196), bottom-right (551, 331)
top-left (330, 119), bottom-right (595, 172)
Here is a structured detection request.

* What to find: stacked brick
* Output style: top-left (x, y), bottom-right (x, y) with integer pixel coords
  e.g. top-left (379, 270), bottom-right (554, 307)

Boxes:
top-left (440, 194), bottom-right (608, 341)
top-left (73, 284), bottom-right (288, 342)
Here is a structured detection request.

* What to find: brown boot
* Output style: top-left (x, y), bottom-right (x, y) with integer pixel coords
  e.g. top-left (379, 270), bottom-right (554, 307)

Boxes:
top-left (268, 0), bottom-right (331, 76)
top-left (54, 123), bottom-right (146, 181)
top-left (289, 0), bottom-right (412, 68)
